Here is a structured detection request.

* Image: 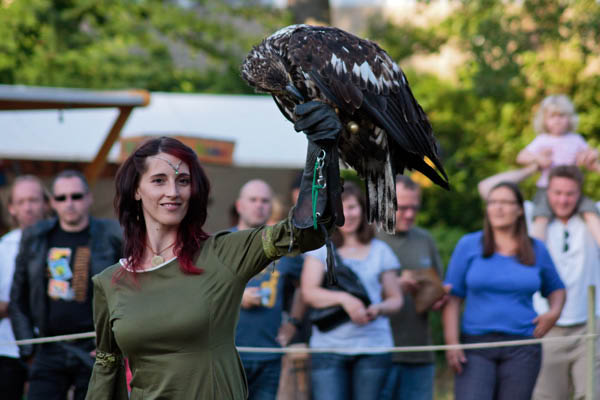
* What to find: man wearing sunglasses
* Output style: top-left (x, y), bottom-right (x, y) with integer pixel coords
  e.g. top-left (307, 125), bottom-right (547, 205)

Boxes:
top-left (9, 170), bottom-right (122, 400)
top-left (478, 164), bottom-right (600, 400)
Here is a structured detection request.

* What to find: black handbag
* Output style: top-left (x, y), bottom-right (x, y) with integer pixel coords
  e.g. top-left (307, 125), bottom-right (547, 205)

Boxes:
top-left (308, 248), bottom-right (371, 332)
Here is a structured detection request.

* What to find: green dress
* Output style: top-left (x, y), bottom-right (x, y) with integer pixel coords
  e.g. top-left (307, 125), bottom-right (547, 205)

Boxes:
top-left (85, 219), bottom-right (325, 400)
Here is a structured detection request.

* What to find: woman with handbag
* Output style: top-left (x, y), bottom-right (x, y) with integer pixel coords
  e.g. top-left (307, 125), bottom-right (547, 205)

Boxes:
top-left (301, 182), bottom-right (404, 400)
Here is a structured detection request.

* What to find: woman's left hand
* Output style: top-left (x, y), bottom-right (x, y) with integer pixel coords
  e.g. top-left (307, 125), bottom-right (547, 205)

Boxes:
top-left (533, 311), bottom-right (560, 338)
top-left (365, 304), bottom-right (382, 321)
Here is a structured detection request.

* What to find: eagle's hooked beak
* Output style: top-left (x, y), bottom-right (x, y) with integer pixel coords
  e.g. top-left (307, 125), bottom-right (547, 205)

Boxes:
top-left (285, 84), bottom-right (304, 102)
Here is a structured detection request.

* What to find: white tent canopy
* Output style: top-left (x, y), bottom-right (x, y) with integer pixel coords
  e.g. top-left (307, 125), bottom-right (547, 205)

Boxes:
top-left (0, 92), bottom-right (308, 168)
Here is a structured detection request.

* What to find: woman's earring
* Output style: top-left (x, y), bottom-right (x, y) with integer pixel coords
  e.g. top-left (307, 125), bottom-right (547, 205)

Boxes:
top-left (136, 201), bottom-right (141, 221)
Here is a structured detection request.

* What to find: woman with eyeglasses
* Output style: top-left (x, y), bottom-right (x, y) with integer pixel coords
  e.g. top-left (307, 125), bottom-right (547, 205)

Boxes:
top-left (442, 181), bottom-right (566, 400)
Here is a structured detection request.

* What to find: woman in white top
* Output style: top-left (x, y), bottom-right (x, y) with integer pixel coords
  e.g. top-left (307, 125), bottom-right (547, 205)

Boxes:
top-left (301, 182), bottom-right (403, 400)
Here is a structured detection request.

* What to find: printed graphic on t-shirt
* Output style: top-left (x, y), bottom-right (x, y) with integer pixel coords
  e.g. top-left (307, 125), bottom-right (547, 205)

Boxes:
top-left (48, 279), bottom-right (75, 300)
top-left (47, 247), bottom-right (75, 300)
top-left (252, 267), bottom-right (280, 308)
top-left (48, 248), bottom-right (73, 280)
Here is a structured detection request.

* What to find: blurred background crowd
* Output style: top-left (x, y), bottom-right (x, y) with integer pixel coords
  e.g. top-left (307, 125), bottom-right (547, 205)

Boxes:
top-left (1, 1), bottom-right (600, 399)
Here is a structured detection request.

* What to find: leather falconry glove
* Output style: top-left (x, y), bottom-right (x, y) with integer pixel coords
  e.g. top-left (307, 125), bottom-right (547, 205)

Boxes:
top-left (292, 101), bottom-right (345, 284)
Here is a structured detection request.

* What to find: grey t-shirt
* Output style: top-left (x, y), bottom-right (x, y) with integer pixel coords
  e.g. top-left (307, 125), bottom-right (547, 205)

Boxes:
top-left (378, 226), bottom-right (443, 364)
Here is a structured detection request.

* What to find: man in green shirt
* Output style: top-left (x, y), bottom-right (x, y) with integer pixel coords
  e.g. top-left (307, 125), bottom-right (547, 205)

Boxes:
top-left (379, 175), bottom-right (446, 400)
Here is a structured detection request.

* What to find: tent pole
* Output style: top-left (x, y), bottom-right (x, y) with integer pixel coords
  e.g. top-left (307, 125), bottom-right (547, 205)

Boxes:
top-left (85, 106), bottom-right (133, 187)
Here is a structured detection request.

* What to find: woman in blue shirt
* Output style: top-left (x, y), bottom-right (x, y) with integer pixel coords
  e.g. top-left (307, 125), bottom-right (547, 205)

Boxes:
top-left (442, 182), bottom-right (565, 400)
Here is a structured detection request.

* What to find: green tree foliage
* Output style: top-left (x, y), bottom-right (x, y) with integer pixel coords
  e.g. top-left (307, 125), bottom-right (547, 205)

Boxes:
top-left (0, 0), bottom-right (291, 92)
top-left (366, 0), bottom-right (600, 251)
top-left (367, 0), bottom-right (600, 365)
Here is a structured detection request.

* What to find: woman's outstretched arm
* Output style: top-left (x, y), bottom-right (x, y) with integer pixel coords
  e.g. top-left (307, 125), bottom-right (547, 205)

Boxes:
top-left (477, 164), bottom-right (538, 199)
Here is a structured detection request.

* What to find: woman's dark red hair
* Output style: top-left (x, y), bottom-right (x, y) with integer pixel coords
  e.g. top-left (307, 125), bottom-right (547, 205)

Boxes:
top-left (113, 137), bottom-right (210, 281)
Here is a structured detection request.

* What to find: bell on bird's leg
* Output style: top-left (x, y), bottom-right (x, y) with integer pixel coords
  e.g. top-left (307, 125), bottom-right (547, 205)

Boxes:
top-left (346, 121), bottom-right (359, 134)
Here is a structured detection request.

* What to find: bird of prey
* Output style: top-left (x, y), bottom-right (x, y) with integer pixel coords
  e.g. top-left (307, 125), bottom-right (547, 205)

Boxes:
top-left (241, 24), bottom-right (449, 233)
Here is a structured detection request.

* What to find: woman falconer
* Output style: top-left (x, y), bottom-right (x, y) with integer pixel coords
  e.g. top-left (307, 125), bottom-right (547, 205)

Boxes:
top-left (85, 102), bottom-right (342, 399)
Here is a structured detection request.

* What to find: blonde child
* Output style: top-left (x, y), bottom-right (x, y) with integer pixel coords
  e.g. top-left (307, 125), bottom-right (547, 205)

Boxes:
top-left (516, 94), bottom-right (600, 244)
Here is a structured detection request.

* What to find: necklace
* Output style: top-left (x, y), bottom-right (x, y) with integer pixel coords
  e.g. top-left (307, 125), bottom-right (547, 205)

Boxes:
top-left (147, 241), bottom-right (176, 267)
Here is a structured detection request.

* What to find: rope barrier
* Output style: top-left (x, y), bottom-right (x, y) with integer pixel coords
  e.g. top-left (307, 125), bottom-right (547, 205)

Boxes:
top-left (7, 332), bottom-right (96, 346)
top-left (2, 331), bottom-right (596, 353)
top-left (239, 334), bottom-right (598, 353)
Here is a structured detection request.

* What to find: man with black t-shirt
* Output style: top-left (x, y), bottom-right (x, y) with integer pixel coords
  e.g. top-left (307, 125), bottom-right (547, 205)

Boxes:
top-left (9, 170), bottom-right (122, 400)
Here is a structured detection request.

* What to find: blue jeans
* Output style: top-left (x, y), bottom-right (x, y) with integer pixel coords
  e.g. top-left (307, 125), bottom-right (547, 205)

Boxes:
top-left (381, 362), bottom-right (435, 400)
top-left (242, 358), bottom-right (281, 400)
top-left (310, 353), bottom-right (391, 400)
top-left (454, 334), bottom-right (541, 400)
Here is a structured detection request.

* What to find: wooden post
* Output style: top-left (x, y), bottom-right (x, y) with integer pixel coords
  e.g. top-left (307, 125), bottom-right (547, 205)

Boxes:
top-left (84, 106), bottom-right (133, 187)
top-left (586, 285), bottom-right (596, 400)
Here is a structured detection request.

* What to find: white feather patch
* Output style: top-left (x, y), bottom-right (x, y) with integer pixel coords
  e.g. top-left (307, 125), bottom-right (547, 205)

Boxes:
top-left (359, 61), bottom-right (370, 80)
top-left (268, 24), bottom-right (305, 40)
top-left (352, 63), bottom-right (361, 78)
top-left (331, 53), bottom-right (346, 75)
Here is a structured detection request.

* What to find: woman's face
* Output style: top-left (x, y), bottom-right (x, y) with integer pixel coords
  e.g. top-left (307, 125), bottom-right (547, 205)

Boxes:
top-left (135, 152), bottom-right (191, 229)
top-left (339, 195), bottom-right (363, 235)
top-left (486, 187), bottom-right (523, 230)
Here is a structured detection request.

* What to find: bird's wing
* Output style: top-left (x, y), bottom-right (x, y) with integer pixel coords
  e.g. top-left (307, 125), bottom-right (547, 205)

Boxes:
top-left (287, 26), bottom-right (448, 186)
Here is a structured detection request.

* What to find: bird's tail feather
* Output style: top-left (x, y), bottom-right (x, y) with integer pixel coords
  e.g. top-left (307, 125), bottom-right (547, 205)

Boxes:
top-left (365, 154), bottom-right (396, 234)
